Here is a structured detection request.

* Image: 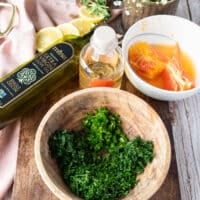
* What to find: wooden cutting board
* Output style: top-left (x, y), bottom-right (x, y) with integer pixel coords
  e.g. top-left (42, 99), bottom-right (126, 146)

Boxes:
top-left (12, 76), bottom-right (181, 200)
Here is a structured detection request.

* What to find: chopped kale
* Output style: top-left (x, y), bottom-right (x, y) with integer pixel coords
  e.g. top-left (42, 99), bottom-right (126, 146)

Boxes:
top-left (48, 107), bottom-right (154, 200)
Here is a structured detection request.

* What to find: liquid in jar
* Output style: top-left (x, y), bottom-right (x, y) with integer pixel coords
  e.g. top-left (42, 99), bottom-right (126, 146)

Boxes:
top-left (79, 26), bottom-right (124, 88)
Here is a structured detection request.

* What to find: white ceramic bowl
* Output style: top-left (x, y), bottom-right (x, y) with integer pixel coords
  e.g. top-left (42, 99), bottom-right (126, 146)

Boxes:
top-left (122, 15), bottom-right (200, 101)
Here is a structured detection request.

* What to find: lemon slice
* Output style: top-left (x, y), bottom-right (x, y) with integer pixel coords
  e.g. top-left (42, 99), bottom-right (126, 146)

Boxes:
top-left (36, 27), bottom-right (64, 52)
top-left (57, 23), bottom-right (80, 40)
top-left (78, 6), bottom-right (104, 24)
top-left (70, 18), bottom-right (95, 36)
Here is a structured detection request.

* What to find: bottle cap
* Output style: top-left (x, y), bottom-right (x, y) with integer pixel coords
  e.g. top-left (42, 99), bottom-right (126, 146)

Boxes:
top-left (90, 26), bottom-right (118, 54)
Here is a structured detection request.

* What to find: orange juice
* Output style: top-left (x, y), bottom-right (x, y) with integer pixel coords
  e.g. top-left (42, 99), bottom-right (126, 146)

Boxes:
top-left (128, 41), bottom-right (196, 91)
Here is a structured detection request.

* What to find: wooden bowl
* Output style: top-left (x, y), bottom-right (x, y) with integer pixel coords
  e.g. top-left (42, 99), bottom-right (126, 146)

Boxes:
top-left (34, 87), bottom-right (171, 200)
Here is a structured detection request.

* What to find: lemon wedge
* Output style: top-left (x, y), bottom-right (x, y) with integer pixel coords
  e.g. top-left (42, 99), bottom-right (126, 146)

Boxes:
top-left (70, 18), bottom-right (95, 36)
top-left (57, 23), bottom-right (80, 40)
top-left (78, 6), bottom-right (104, 24)
top-left (36, 27), bottom-right (64, 52)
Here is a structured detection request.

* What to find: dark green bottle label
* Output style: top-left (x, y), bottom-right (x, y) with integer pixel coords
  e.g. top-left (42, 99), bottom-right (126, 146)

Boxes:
top-left (0, 43), bottom-right (73, 108)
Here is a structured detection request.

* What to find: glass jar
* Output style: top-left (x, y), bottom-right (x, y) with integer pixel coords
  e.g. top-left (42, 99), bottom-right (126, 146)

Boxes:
top-left (79, 26), bottom-right (124, 89)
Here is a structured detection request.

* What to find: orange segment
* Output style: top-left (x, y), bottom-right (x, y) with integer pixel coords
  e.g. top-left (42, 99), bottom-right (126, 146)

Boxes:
top-left (128, 42), bottom-right (167, 79)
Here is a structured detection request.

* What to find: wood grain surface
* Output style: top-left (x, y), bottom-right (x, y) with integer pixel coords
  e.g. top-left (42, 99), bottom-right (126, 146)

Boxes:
top-left (170, 1), bottom-right (200, 199)
top-left (12, 0), bottom-right (200, 200)
top-left (12, 76), bottom-right (181, 200)
top-left (34, 87), bottom-right (171, 200)
top-left (12, 79), bottom-right (79, 200)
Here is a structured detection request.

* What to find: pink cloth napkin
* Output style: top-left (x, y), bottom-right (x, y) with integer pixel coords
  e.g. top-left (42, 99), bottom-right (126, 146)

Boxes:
top-left (0, 1), bottom-right (121, 199)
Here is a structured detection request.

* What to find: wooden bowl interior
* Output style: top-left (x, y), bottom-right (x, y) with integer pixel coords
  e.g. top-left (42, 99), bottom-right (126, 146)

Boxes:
top-left (35, 88), bottom-right (171, 200)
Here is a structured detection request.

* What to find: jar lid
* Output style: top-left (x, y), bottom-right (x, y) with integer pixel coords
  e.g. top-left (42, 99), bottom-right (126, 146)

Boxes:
top-left (90, 26), bottom-right (118, 54)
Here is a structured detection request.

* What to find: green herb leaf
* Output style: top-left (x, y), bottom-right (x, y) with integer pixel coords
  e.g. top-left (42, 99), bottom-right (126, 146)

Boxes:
top-left (80, 0), bottom-right (110, 19)
top-left (48, 107), bottom-right (154, 200)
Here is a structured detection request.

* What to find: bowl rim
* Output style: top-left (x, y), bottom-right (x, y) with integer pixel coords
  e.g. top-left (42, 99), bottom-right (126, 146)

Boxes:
top-left (133, 0), bottom-right (177, 6)
top-left (122, 15), bottom-right (200, 43)
top-left (34, 87), bottom-right (171, 200)
top-left (122, 15), bottom-right (200, 100)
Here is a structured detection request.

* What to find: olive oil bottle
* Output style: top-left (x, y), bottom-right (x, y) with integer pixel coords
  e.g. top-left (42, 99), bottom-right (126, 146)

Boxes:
top-left (0, 42), bottom-right (77, 129)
